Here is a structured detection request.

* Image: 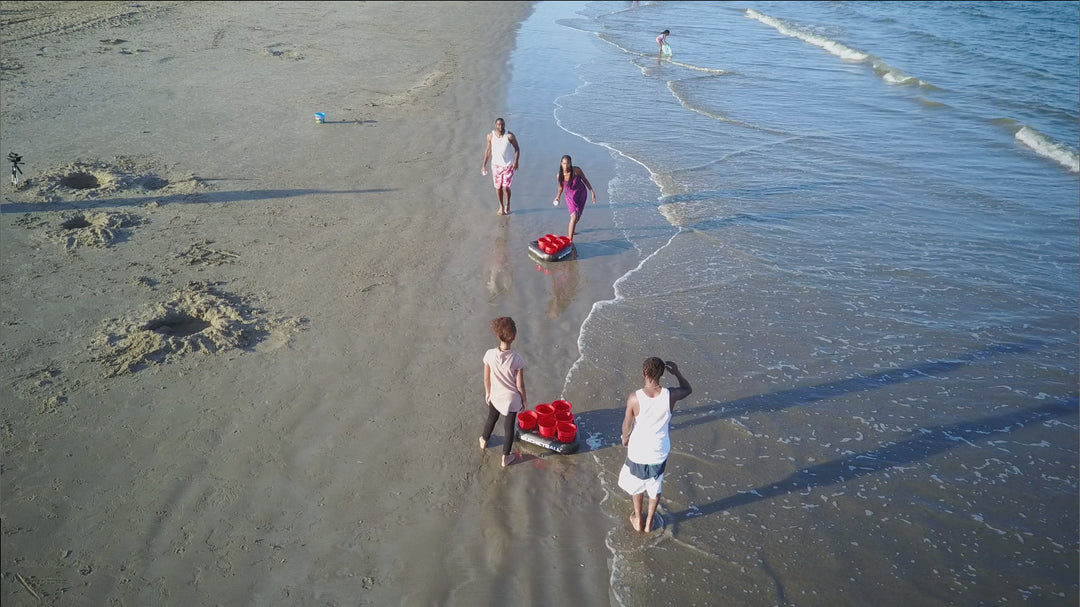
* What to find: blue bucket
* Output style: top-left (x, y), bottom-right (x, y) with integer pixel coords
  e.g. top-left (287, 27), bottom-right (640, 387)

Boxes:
top-left (314, 112), bottom-right (326, 124)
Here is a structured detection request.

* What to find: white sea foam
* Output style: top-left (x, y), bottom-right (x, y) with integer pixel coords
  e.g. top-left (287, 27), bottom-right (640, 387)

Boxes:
top-left (552, 85), bottom-right (686, 396)
top-left (746, 9), bottom-right (867, 61)
top-left (1015, 125), bottom-right (1080, 173)
top-left (562, 228), bottom-right (681, 394)
top-left (745, 8), bottom-right (930, 88)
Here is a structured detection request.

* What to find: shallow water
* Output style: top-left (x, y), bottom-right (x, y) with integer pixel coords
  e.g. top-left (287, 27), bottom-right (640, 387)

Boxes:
top-left (509, 2), bottom-right (1079, 605)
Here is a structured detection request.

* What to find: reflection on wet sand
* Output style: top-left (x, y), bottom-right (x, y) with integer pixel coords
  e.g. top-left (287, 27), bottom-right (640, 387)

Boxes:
top-left (535, 249), bottom-right (583, 318)
top-left (487, 226), bottom-right (513, 302)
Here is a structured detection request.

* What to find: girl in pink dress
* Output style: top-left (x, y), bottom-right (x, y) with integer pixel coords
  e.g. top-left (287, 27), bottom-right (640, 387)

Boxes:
top-left (553, 155), bottom-right (596, 242)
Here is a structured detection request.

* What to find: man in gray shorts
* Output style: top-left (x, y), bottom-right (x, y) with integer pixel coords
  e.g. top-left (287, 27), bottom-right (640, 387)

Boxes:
top-left (619, 357), bottom-right (692, 532)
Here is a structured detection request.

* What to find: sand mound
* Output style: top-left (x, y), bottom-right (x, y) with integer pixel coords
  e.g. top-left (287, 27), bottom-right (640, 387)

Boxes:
top-left (14, 156), bottom-right (208, 204)
top-left (372, 54), bottom-right (457, 107)
top-left (92, 281), bottom-right (304, 377)
top-left (47, 210), bottom-right (142, 250)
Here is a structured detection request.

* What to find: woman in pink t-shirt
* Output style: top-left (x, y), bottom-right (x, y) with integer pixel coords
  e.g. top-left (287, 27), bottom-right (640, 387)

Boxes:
top-left (480, 317), bottom-right (528, 467)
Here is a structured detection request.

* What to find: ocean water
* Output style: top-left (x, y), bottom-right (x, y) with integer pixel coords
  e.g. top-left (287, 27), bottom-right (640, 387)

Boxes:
top-left (509, 2), bottom-right (1078, 606)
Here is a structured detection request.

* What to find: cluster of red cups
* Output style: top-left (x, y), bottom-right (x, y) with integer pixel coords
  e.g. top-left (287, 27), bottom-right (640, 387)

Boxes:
top-left (538, 234), bottom-right (571, 256)
top-left (518, 399), bottom-right (577, 443)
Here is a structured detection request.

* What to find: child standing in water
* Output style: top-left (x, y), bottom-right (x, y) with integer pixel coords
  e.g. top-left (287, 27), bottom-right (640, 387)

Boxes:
top-left (480, 317), bottom-right (527, 467)
top-left (657, 29), bottom-right (671, 57)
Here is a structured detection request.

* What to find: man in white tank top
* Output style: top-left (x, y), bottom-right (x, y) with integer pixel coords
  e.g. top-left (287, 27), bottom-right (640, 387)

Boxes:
top-left (481, 117), bottom-right (520, 215)
top-left (618, 357), bottom-right (692, 532)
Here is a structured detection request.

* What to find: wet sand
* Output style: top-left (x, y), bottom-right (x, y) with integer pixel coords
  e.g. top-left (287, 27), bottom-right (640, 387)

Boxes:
top-left (0, 2), bottom-right (631, 604)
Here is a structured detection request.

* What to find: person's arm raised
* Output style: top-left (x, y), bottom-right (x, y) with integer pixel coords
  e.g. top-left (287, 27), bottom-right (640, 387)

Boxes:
top-left (665, 361), bottom-right (692, 411)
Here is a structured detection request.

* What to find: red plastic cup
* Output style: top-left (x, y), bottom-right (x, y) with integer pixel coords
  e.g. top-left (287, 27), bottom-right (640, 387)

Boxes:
top-left (556, 422), bottom-right (577, 443)
top-left (554, 410), bottom-right (574, 424)
top-left (534, 404), bottom-right (555, 417)
top-left (537, 414), bottom-right (556, 431)
top-left (538, 416), bottom-right (558, 438)
top-left (551, 400), bottom-right (572, 414)
top-left (518, 410), bottom-right (538, 431)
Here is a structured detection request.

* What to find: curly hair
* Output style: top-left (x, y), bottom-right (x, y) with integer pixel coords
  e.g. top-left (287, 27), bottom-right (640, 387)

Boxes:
top-left (491, 317), bottom-right (517, 343)
top-left (643, 357), bottom-right (665, 381)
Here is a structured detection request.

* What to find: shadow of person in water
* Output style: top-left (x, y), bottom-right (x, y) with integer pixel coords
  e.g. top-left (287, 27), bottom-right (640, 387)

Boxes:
top-left (665, 398), bottom-right (1077, 526)
top-left (668, 340), bottom-right (1046, 434)
top-left (569, 339), bottom-right (1056, 459)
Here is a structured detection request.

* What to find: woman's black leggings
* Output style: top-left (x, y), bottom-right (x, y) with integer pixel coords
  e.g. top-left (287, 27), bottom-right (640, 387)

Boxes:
top-left (482, 402), bottom-right (518, 455)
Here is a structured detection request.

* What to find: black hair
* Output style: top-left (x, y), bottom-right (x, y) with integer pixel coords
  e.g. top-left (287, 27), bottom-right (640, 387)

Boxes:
top-left (643, 357), bottom-right (666, 381)
top-left (557, 155), bottom-right (574, 185)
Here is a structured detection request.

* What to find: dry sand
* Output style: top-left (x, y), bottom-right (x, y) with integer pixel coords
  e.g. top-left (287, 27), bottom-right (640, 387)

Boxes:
top-left (1, 2), bottom-right (621, 604)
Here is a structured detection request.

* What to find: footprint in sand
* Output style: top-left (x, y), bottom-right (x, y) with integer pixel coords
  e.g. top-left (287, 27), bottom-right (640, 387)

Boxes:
top-left (261, 43), bottom-right (304, 61)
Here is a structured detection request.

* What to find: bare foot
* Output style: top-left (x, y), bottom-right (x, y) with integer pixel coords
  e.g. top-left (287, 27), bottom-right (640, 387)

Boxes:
top-left (501, 452), bottom-right (520, 467)
top-left (479, 437), bottom-right (487, 450)
top-left (629, 514), bottom-right (643, 532)
top-left (496, 210), bottom-right (505, 216)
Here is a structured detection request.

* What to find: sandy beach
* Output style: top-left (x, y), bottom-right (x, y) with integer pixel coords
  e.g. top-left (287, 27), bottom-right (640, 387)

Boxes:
top-left (6, 2), bottom-right (1078, 606)
top-left (1, 2), bottom-right (628, 604)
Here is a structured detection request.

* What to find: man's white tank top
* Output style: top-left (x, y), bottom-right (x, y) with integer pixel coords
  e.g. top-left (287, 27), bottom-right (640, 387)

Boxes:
top-left (490, 130), bottom-right (514, 167)
top-left (627, 387), bottom-right (671, 465)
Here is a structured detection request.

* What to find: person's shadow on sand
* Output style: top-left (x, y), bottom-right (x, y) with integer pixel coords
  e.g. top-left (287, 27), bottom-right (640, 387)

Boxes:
top-left (479, 434), bottom-right (544, 466)
top-left (322, 119), bottom-right (376, 125)
top-left (1, 187), bottom-right (394, 213)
